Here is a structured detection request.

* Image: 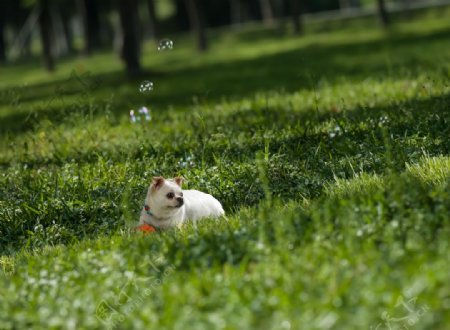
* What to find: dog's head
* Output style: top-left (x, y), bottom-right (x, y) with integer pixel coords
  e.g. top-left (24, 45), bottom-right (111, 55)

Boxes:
top-left (148, 176), bottom-right (184, 211)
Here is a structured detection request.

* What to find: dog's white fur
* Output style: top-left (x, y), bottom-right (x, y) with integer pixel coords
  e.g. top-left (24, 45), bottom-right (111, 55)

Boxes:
top-left (139, 177), bottom-right (224, 229)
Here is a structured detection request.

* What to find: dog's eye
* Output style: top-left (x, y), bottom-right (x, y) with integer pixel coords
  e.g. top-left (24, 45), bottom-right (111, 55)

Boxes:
top-left (166, 192), bottom-right (175, 199)
top-left (180, 192), bottom-right (183, 197)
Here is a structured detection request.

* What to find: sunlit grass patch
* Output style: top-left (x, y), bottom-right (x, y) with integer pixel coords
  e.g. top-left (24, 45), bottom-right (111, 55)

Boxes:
top-left (406, 155), bottom-right (450, 186)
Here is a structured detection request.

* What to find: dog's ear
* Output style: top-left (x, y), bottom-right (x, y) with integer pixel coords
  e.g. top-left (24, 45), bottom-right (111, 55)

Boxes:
top-left (174, 177), bottom-right (183, 187)
top-left (151, 176), bottom-right (165, 190)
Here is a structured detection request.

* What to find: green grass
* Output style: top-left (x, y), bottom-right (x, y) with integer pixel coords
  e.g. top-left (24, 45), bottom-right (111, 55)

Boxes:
top-left (1, 8), bottom-right (450, 329)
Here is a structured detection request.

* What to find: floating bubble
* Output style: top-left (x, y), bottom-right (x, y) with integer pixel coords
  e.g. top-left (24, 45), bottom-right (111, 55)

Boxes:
top-left (139, 81), bottom-right (153, 94)
top-left (130, 106), bottom-right (151, 123)
top-left (328, 125), bottom-right (342, 138)
top-left (130, 110), bottom-right (136, 123)
top-left (177, 155), bottom-right (195, 168)
top-left (138, 106), bottom-right (151, 121)
top-left (158, 39), bottom-right (174, 52)
top-left (378, 115), bottom-right (389, 126)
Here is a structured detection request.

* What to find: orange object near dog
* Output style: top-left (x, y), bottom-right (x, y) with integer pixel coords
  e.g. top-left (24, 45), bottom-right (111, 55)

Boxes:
top-left (135, 224), bottom-right (157, 233)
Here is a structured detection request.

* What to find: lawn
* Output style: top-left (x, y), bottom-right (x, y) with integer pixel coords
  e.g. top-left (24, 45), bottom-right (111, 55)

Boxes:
top-left (0, 8), bottom-right (449, 330)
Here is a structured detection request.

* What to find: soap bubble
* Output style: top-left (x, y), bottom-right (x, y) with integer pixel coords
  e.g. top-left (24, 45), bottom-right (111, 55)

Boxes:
top-left (158, 39), bottom-right (174, 52)
top-left (328, 125), bottom-right (342, 138)
top-left (130, 106), bottom-right (151, 123)
top-left (139, 81), bottom-right (153, 94)
top-left (138, 106), bottom-right (151, 121)
top-left (177, 155), bottom-right (195, 168)
top-left (130, 110), bottom-right (136, 123)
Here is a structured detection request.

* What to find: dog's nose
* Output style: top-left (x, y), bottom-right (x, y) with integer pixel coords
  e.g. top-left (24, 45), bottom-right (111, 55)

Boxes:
top-left (176, 197), bottom-right (184, 205)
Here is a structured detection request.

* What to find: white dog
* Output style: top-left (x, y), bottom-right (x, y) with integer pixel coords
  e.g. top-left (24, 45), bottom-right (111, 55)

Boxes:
top-left (139, 176), bottom-right (224, 230)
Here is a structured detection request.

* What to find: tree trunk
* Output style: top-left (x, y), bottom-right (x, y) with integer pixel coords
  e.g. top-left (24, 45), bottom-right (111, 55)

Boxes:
top-left (377, 0), bottom-right (390, 28)
top-left (62, 15), bottom-right (74, 53)
top-left (174, 0), bottom-right (190, 31)
top-left (147, 0), bottom-right (159, 40)
top-left (231, 0), bottom-right (251, 24)
top-left (185, 0), bottom-right (207, 52)
top-left (0, 9), bottom-right (6, 63)
top-left (259, 0), bottom-right (274, 26)
top-left (230, 0), bottom-right (242, 26)
top-left (118, 0), bottom-right (141, 75)
top-left (39, 0), bottom-right (55, 71)
top-left (339, 0), bottom-right (351, 11)
top-left (290, 0), bottom-right (302, 34)
top-left (79, 0), bottom-right (101, 54)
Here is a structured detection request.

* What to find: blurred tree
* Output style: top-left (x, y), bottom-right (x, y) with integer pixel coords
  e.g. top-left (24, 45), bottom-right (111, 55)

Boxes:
top-left (339, 0), bottom-right (360, 11)
top-left (118, 0), bottom-right (141, 74)
top-left (20, 5), bottom-right (35, 57)
top-left (290, 0), bottom-right (302, 34)
top-left (38, 0), bottom-right (55, 71)
top-left (259, 0), bottom-right (274, 26)
top-left (230, 0), bottom-right (243, 26)
top-left (205, 1), bottom-right (231, 27)
top-left (60, 6), bottom-right (74, 53)
top-left (174, 0), bottom-right (190, 31)
top-left (0, 3), bottom-right (6, 62)
top-left (147, 0), bottom-right (159, 40)
top-left (377, 0), bottom-right (389, 27)
top-left (307, 0), bottom-right (339, 13)
top-left (339, 0), bottom-right (349, 10)
top-left (185, 0), bottom-right (207, 52)
top-left (5, 0), bottom-right (32, 58)
top-left (230, 0), bottom-right (266, 27)
top-left (95, 0), bottom-right (115, 49)
top-left (78, 0), bottom-right (101, 54)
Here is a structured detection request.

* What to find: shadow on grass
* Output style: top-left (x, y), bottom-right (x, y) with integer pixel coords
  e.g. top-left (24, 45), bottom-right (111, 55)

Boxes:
top-left (2, 92), bottom-right (448, 171)
top-left (0, 91), bottom-right (448, 254)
